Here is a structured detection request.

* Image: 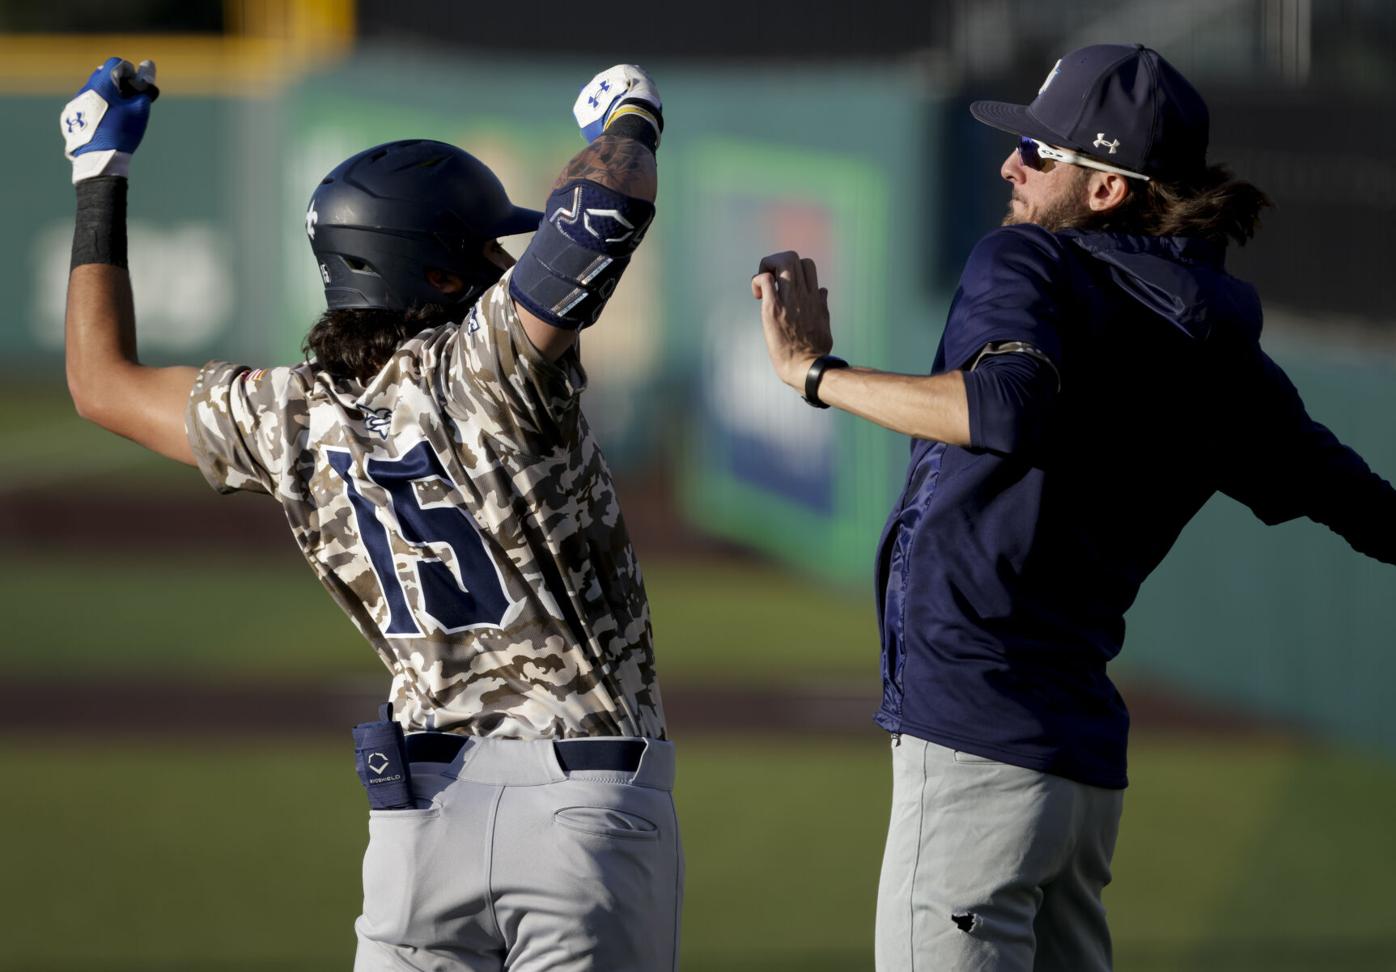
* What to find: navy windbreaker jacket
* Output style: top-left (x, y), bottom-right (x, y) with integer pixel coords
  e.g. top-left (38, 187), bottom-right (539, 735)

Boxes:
top-left (875, 225), bottom-right (1396, 788)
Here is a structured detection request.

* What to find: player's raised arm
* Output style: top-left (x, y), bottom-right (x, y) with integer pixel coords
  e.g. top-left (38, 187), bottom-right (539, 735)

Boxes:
top-left (61, 57), bottom-right (200, 466)
top-left (508, 65), bottom-right (661, 361)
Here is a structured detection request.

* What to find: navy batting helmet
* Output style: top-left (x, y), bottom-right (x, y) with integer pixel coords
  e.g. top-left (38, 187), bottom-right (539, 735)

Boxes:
top-left (305, 139), bottom-right (542, 313)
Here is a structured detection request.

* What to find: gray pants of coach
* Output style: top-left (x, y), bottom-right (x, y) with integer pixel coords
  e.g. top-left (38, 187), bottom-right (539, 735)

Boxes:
top-left (875, 736), bottom-right (1123, 972)
top-left (354, 736), bottom-right (683, 972)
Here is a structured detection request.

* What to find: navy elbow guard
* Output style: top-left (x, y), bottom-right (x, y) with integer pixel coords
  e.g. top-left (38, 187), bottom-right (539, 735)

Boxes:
top-left (508, 179), bottom-right (655, 330)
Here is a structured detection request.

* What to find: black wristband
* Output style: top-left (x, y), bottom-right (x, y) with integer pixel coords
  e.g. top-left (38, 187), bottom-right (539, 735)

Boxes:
top-left (604, 98), bottom-right (663, 154)
top-left (803, 354), bottom-right (849, 409)
top-left (72, 176), bottom-right (128, 270)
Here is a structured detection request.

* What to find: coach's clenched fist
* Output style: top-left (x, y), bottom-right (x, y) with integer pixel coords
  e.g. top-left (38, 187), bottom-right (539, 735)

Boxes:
top-left (752, 250), bottom-right (834, 393)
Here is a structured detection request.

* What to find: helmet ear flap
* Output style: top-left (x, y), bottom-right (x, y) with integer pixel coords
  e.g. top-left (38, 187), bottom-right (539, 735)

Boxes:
top-left (318, 250), bottom-right (393, 310)
top-left (433, 212), bottom-right (473, 262)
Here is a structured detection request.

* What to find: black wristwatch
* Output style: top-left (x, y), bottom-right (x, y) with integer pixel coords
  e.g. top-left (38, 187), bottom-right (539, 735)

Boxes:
top-left (803, 354), bottom-right (849, 409)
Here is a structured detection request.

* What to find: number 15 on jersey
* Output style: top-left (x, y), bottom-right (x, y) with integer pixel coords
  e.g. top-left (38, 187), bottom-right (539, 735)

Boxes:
top-left (328, 441), bottom-right (516, 637)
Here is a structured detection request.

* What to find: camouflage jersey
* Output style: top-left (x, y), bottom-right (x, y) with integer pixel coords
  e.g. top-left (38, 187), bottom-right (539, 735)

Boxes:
top-left (185, 271), bottom-right (665, 739)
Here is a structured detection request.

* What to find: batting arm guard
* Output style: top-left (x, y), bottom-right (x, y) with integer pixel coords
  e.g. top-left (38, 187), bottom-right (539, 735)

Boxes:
top-left (508, 179), bottom-right (655, 331)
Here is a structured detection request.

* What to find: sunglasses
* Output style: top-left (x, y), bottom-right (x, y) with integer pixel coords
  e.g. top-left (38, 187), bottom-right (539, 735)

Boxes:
top-left (1017, 137), bottom-right (1151, 182)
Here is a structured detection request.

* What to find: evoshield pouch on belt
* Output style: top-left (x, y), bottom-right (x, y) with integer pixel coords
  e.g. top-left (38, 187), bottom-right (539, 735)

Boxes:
top-left (352, 703), bottom-right (414, 810)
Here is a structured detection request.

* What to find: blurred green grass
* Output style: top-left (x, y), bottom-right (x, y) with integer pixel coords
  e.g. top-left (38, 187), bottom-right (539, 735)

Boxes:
top-left (0, 554), bottom-right (879, 684)
top-left (3, 381), bottom-right (179, 492)
top-left (2, 734), bottom-right (1393, 971)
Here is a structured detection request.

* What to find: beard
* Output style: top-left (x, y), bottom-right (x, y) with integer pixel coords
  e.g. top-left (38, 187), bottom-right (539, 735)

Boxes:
top-left (1002, 170), bottom-right (1095, 232)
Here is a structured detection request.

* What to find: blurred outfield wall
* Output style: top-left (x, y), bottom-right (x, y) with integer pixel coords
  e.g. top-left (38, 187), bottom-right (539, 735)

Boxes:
top-left (5, 48), bottom-right (1394, 751)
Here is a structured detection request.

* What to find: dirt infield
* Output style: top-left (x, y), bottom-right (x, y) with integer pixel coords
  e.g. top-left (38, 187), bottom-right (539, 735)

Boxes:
top-left (0, 674), bottom-right (1300, 742)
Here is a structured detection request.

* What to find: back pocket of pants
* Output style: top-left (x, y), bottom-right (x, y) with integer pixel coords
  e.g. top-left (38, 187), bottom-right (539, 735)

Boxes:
top-left (554, 806), bottom-right (660, 840)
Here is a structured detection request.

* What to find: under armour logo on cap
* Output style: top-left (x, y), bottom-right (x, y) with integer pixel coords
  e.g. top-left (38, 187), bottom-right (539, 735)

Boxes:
top-left (1093, 134), bottom-right (1121, 155)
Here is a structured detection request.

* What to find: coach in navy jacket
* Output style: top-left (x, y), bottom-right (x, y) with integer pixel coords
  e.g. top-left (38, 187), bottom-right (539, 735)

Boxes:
top-left (753, 44), bottom-right (1395, 972)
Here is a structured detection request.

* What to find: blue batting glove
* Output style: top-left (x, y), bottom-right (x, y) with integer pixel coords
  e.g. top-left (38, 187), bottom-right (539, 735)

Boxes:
top-left (572, 65), bottom-right (662, 147)
top-left (60, 56), bottom-right (159, 184)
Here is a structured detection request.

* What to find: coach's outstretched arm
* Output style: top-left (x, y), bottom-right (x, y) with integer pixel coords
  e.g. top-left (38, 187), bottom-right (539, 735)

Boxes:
top-left (752, 251), bottom-right (975, 446)
top-left (61, 57), bottom-right (198, 465)
top-left (509, 65), bottom-right (661, 361)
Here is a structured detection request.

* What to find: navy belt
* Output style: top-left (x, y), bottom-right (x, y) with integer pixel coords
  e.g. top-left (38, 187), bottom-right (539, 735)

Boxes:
top-left (405, 733), bottom-right (647, 773)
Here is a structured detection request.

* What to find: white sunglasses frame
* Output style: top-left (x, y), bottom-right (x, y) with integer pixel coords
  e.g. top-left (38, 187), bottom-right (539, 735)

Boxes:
top-left (1022, 138), bottom-right (1152, 182)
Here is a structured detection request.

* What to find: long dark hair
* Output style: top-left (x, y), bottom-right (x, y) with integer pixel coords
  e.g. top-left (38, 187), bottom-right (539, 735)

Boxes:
top-left (1094, 163), bottom-right (1272, 246)
top-left (302, 303), bottom-right (450, 383)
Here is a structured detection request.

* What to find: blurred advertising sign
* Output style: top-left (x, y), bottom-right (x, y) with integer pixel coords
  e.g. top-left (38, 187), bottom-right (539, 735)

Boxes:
top-left (702, 196), bottom-right (839, 513)
top-left (6, 95), bottom-right (245, 367)
top-left (31, 221), bottom-right (233, 354)
top-left (676, 138), bottom-right (899, 584)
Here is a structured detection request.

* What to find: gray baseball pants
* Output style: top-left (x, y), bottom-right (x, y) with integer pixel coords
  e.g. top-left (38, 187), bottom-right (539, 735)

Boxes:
top-left (353, 736), bottom-right (682, 972)
top-left (874, 735), bottom-right (1123, 972)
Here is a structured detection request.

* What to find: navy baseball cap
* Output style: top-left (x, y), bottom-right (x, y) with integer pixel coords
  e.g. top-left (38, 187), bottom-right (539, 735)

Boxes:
top-left (971, 44), bottom-right (1209, 181)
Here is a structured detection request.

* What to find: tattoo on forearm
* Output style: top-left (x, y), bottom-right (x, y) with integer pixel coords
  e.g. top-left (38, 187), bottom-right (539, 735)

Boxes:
top-left (552, 135), bottom-right (657, 199)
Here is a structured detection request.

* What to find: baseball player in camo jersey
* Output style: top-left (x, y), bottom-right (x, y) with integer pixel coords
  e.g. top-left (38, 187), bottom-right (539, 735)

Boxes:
top-left (61, 57), bottom-right (680, 971)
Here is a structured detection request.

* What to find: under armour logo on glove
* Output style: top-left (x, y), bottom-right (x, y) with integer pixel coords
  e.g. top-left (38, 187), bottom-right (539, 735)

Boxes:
top-left (572, 65), bottom-right (661, 144)
top-left (586, 80), bottom-right (612, 109)
top-left (60, 56), bottom-right (160, 184)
